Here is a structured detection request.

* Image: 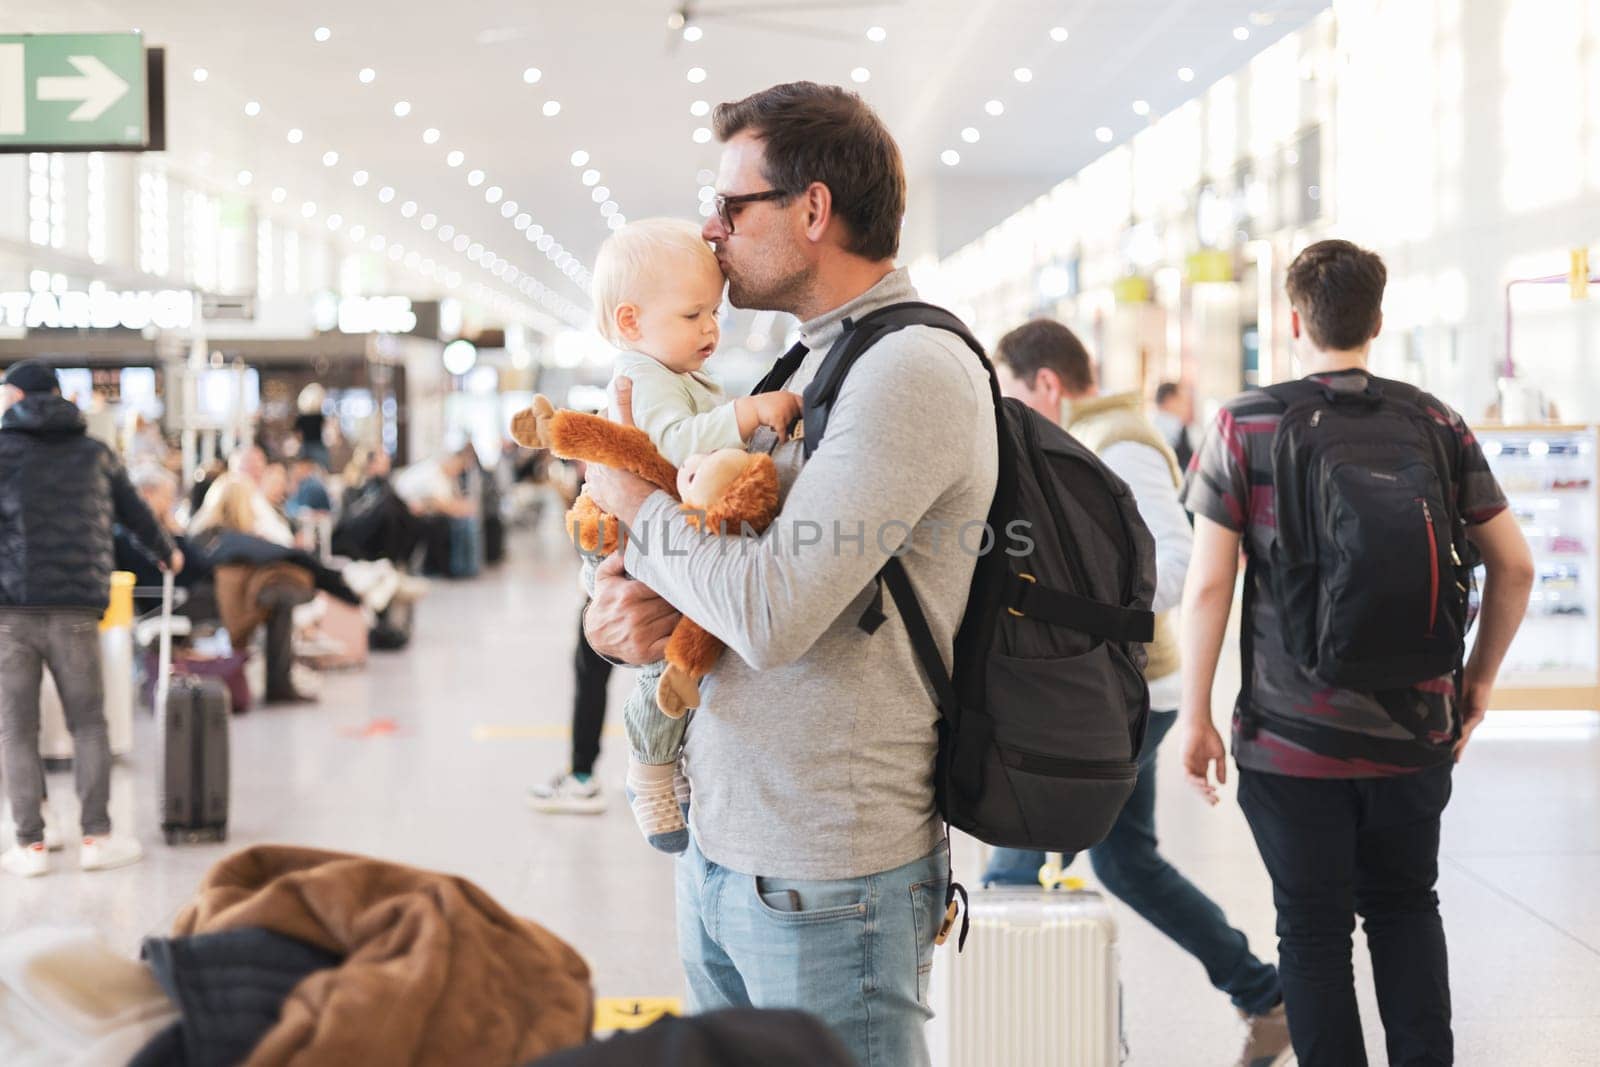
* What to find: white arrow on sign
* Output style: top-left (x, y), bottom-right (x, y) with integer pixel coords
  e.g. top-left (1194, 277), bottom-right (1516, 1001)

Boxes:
top-left (37, 55), bottom-right (129, 122)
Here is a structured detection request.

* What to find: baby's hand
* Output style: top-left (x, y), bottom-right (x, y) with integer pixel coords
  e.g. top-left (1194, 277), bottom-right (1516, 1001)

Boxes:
top-left (752, 391), bottom-right (803, 440)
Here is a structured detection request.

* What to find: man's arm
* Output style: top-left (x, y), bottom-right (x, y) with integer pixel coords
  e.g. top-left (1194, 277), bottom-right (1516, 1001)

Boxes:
top-left (108, 460), bottom-right (178, 570)
top-left (617, 333), bottom-right (985, 671)
top-left (1178, 515), bottom-right (1241, 805)
top-left (1099, 441), bottom-right (1193, 613)
top-left (1457, 509), bottom-right (1535, 758)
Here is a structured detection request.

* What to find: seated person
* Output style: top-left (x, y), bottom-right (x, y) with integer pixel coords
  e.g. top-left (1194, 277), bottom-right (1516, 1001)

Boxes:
top-left (287, 456), bottom-right (333, 520)
top-left (334, 446), bottom-right (429, 567)
top-left (393, 450), bottom-right (474, 574)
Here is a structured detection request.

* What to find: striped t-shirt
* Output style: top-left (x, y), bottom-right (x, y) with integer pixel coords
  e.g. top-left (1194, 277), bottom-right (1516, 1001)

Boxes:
top-left (1180, 370), bottom-right (1508, 779)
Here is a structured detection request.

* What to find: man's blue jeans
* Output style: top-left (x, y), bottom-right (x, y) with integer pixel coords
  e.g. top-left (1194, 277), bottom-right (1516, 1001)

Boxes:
top-left (984, 709), bottom-right (1281, 1016)
top-left (677, 833), bottom-right (949, 1067)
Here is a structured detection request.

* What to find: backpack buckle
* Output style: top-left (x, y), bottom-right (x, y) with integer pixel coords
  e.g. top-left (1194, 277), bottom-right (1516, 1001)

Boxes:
top-left (1006, 572), bottom-right (1037, 618)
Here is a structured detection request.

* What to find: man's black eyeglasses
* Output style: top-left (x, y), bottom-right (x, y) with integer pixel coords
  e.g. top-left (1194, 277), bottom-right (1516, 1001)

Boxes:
top-left (713, 189), bottom-right (791, 234)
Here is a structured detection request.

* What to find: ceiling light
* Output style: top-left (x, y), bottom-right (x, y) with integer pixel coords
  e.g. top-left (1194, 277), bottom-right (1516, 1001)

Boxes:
top-left (500, 200), bottom-right (517, 216)
top-left (422, 127), bottom-right (440, 144)
top-left (322, 150), bottom-right (339, 166)
top-left (271, 187), bottom-right (286, 203)
top-left (1013, 67), bottom-right (1033, 83)
top-left (1177, 66), bottom-right (1195, 82)
top-left (236, 170), bottom-right (253, 186)
top-left (514, 213), bottom-right (532, 230)
top-left (301, 201), bottom-right (317, 218)
top-left (438, 224), bottom-right (455, 240)
top-left (698, 202), bottom-right (715, 218)
top-left (536, 235), bottom-right (554, 251)
top-left (687, 67), bottom-right (707, 83)
top-left (1132, 99), bottom-right (1150, 116)
top-left (485, 186), bottom-right (503, 203)
top-left (961, 127), bottom-right (980, 143)
top-left (867, 26), bottom-right (887, 42)
top-left (349, 224), bottom-right (365, 242)
top-left (592, 186), bottom-right (610, 202)
top-left (287, 128), bottom-right (303, 144)
top-left (313, 26), bottom-right (331, 42)
top-left (601, 201), bottom-right (618, 217)
top-left (393, 100), bottom-right (411, 117)
top-left (1095, 126), bottom-right (1113, 142)
top-left (453, 234), bottom-right (471, 252)
top-left (940, 149), bottom-right (960, 166)
top-left (581, 169), bottom-right (600, 186)
top-left (690, 100), bottom-right (710, 117)
top-left (446, 150), bottom-right (464, 167)
top-left (352, 170), bottom-right (369, 187)
top-left (523, 67), bottom-right (542, 84)
top-left (851, 67), bottom-right (871, 83)
top-left (697, 168), bottom-right (715, 184)
top-left (192, 68), bottom-right (208, 83)
top-left (460, 236), bottom-right (476, 254)
top-left (467, 169), bottom-right (485, 186)
top-left (358, 68), bottom-right (376, 84)
top-left (378, 186), bottom-right (395, 203)
top-left (608, 215), bottom-right (626, 231)
top-left (244, 101), bottom-right (261, 117)
top-left (401, 201), bottom-right (417, 218)
top-left (683, 26), bottom-right (703, 42)
top-left (692, 127), bottom-right (712, 143)
top-left (1233, 26), bottom-right (1250, 41)
top-left (542, 100), bottom-right (561, 117)
top-left (528, 224), bottom-right (543, 238)
top-left (1050, 26), bottom-right (1069, 42)
top-left (986, 99), bottom-right (1004, 116)
top-left (698, 185), bottom-right (715, 202)
top-left (570, 150), bottom-right (590, 167)
top-left (420, 213), bottom-right (437, 230)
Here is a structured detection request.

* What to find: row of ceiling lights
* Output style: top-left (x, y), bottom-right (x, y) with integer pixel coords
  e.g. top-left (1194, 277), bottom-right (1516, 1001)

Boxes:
top-left (938, 23), bottom-right (1255, 166)
top-left (199, 24), bottom-right (595, 330)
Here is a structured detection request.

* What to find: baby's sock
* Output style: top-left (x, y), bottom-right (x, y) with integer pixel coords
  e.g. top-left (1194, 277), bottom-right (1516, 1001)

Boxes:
top-left (626, 756), bottom-right (688, 854)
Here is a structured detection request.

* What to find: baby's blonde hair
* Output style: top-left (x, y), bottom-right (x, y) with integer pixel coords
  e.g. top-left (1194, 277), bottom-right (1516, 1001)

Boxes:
top-left (590, 218), bottom-right (720, 346)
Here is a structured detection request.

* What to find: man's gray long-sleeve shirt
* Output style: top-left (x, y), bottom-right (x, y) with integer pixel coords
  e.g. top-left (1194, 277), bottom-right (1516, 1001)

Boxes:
top-left (623, 268), bottom-right (998, 879)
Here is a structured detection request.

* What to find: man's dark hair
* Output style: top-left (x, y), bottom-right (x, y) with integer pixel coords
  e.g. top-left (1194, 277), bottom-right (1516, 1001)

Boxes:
top-left (1154, 381), bottom-right (1180, 406)
top-left (1285, 239), bottom-right (1387, 351)
top-left (994, 319), bottom-right (1094, 394)
top-left (713, 81), bottom-right (905, 261)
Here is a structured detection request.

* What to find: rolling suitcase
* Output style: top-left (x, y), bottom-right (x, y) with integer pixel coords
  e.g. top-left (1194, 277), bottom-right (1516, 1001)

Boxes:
top-left (928, 855), bottom-right (1122, 1067)
top-left (38, 572), bottom-right (136, 766)
top-left (155, 574), bottom-right (231, 845)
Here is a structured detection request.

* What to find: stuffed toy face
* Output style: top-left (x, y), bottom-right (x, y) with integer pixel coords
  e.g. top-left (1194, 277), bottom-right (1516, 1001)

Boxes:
top-left (678, 449), bottom-right (757, 508)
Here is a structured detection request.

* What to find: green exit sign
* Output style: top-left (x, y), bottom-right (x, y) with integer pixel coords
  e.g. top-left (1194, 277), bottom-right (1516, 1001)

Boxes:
top-left (0, 33), bottom-right (164, 152)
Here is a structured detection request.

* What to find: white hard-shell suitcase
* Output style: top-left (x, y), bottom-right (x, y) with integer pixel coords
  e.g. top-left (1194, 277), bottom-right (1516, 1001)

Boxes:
top-left (39, 618), bottom-right (135, 764)
top-left (928, 855), bottom-right (1122, 1067)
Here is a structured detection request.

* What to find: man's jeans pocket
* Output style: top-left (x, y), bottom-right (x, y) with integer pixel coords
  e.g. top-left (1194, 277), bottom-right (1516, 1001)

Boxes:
top-left (909, 878), bottom-right (946, 1007)
top-left (752, 875), bottom-right (868, 925)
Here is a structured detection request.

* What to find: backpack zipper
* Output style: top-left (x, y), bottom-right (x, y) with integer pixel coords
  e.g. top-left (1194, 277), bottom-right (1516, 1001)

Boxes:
top-left (1311, 410), bottom-right (1323, 427)
top-left (999, 746), bottom-right (1138, 780)
top-left (1421, 499), bottom-right (1439, 635)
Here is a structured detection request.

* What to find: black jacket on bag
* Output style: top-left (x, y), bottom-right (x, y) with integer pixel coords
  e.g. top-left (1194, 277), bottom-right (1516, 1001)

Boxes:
top-left (0, 394), bottom-right (173, 612)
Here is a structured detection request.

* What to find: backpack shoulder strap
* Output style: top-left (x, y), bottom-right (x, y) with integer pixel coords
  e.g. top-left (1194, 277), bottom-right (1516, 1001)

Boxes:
top-left (1261, 379), bottom-right (1327, 412)
top-left (748, 339), bottom-right (810, 397)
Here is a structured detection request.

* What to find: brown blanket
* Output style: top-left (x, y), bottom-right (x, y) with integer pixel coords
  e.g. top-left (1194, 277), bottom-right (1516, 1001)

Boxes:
top-left (173, 846), bottom-right (593, 1066)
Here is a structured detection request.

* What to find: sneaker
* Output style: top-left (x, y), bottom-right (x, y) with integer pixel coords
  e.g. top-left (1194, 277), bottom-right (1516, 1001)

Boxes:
top-left (1237, 1003), bottom-right (1294, 1067)
top-left (527, 772), bottom-right (606, 815)
top-left (1, 843), bottom-right (49, 878)
top-left (79, 835), bottom-right (144, 872)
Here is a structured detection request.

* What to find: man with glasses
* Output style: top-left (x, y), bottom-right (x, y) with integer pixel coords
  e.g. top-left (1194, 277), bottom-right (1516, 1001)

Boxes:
top-left (581, 82), bottom-right (999, 1065)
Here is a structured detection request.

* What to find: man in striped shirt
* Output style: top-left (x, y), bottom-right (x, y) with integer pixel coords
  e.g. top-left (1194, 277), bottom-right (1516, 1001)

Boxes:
top-left (1178, 239), bottom-right (1534, 1066)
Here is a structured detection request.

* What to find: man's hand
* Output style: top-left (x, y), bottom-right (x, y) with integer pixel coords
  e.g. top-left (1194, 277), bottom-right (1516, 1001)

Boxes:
top-left (1454, 674), bottom-right (1492, 762)
top-left (583, 464), bottom-right (658, 526)
top-left (162, 549), bottom-right (185, 575)
top-left (1180, 717), bottom-right (1227, 806)
top-left (584, 552), bottom-right (681, 664)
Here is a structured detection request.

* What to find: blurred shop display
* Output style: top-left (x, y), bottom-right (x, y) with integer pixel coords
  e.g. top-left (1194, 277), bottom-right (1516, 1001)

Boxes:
top-left (1476, 426), bottom-right (1600, 710)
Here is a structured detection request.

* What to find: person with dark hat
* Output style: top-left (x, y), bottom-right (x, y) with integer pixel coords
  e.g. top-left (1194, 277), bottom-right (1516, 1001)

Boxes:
top-left (0, 359), bottom-right (182, 878)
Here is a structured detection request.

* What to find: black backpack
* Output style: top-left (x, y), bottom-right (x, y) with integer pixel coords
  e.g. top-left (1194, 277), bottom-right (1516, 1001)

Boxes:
top-left (1264, 376), bottom-right (1473, 691)
top-left (753, 302), bottom-right (1156, 854)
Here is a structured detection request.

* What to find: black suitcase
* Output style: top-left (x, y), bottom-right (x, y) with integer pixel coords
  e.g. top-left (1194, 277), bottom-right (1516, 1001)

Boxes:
top-left (154, 574), bottom-right (231, 845)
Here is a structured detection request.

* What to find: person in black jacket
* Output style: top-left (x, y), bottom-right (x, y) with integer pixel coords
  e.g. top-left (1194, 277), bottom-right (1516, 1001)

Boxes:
top-left (0, 360), bottom-right (181, 879)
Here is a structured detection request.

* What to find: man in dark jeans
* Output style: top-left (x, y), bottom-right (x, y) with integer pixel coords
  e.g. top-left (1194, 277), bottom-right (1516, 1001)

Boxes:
top-left (0, 360), bottom-right (181, 878)
top-left (1179, 240), bottom-right (1535, 1066)
top-left (526, 613), bottom-right (612, 814)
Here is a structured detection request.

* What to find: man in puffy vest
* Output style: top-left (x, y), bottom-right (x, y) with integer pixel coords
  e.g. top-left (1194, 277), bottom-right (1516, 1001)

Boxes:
top-left (986, 320), bottom-right (1290, 1067)
top-left (0, 359), bottom-right (180, 878)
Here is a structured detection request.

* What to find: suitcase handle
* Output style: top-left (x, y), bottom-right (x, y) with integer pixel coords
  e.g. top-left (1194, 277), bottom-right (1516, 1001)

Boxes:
top-left (155, 571), bottom-right (174, 712)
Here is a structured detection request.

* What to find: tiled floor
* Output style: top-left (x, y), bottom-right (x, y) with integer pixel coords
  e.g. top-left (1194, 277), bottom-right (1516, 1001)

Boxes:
top-left (3, 529), bottom-right (1598, 1064)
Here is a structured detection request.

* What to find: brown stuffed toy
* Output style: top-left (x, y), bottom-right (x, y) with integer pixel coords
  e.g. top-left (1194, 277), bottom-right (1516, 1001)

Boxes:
top-left (510, 395), bottom-right (780, 717)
